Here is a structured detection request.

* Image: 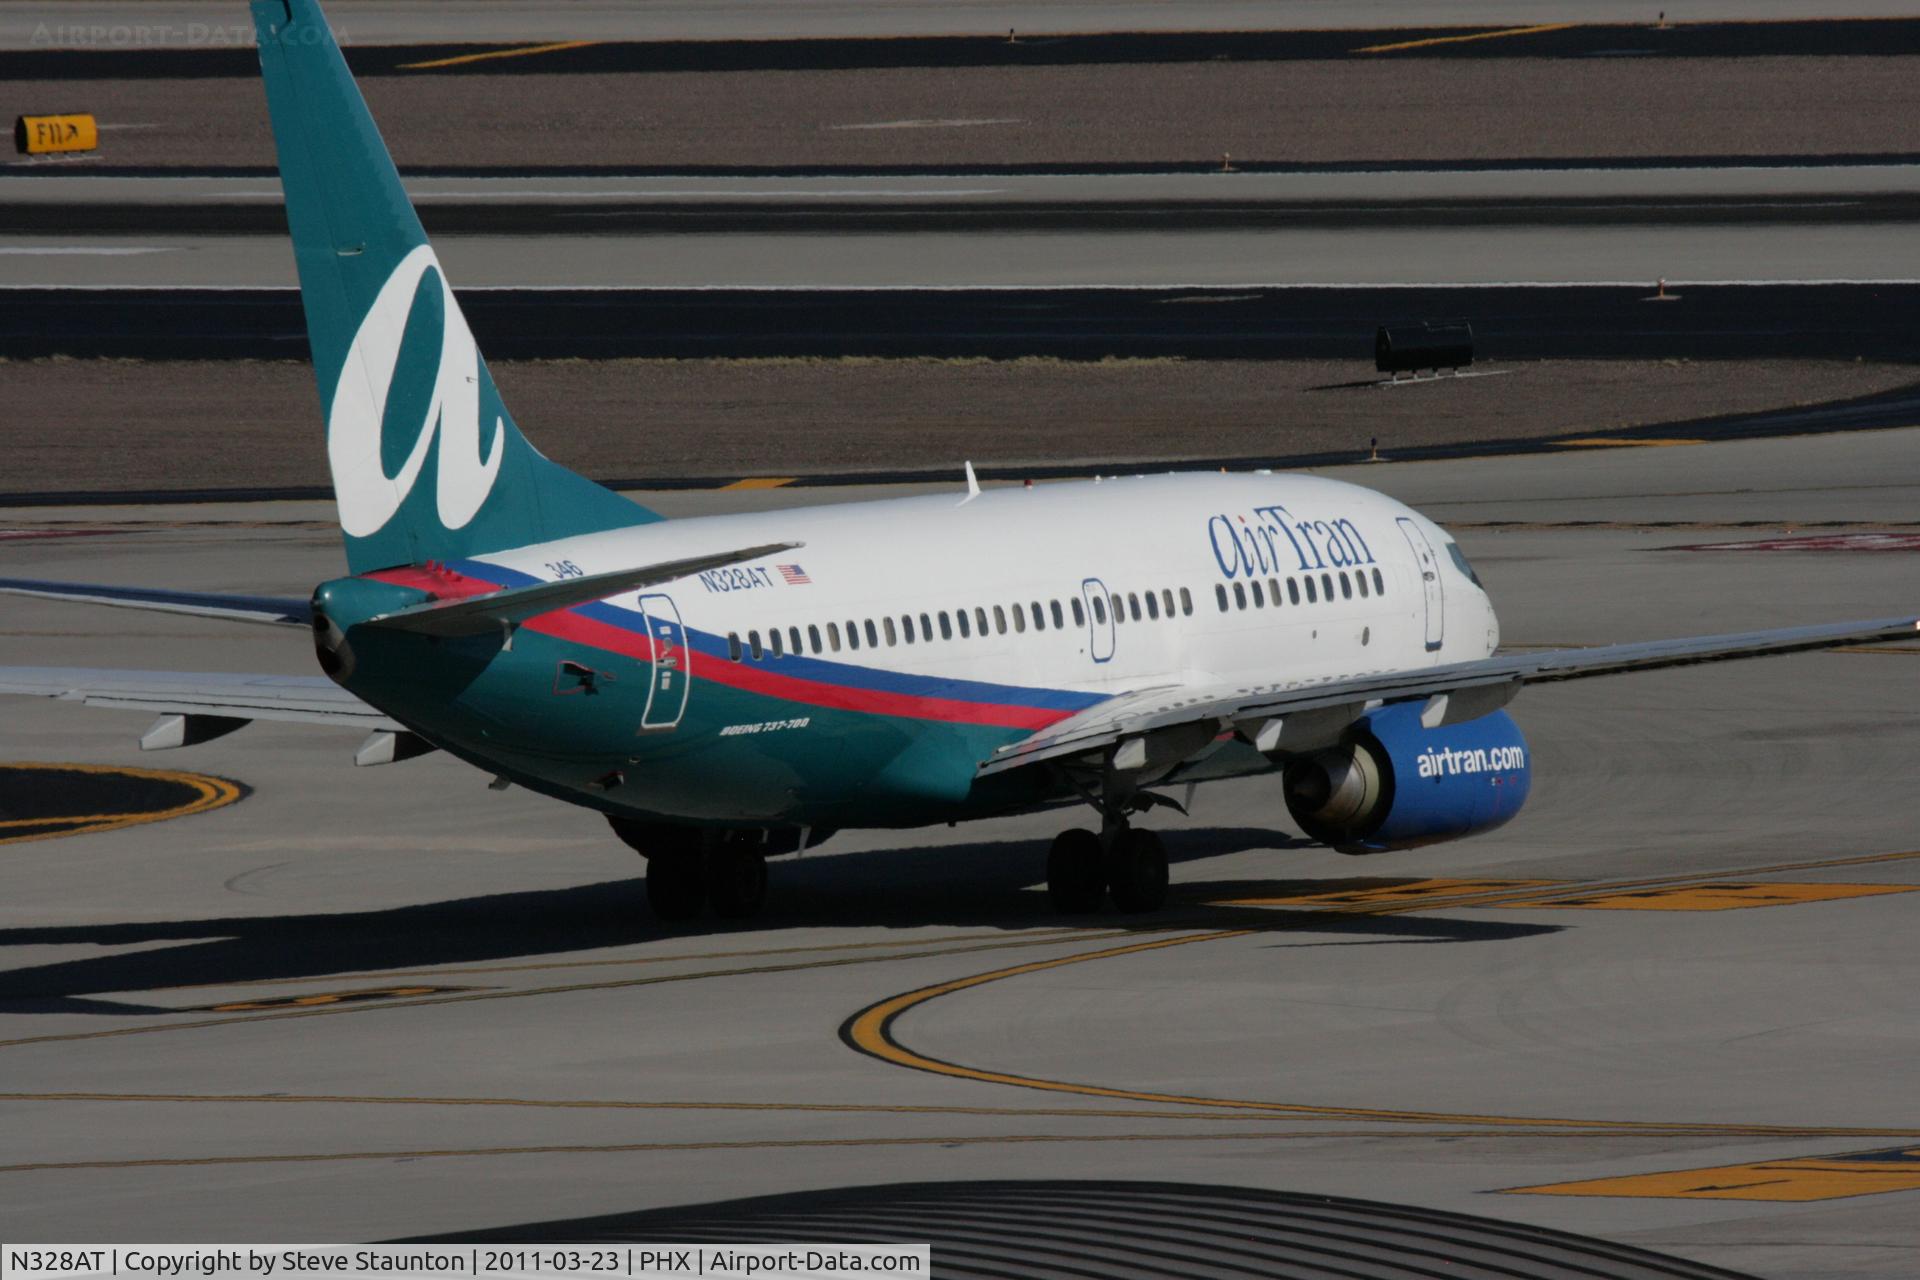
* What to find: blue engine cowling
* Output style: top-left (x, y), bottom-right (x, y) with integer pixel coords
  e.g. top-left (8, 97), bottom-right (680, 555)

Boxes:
top-left (1281, 702), bottom-right (1530, 853)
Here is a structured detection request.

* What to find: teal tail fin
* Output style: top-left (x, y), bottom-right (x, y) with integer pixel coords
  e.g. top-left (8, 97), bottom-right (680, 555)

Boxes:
top-left (251, 0), bottom-right (660, 574)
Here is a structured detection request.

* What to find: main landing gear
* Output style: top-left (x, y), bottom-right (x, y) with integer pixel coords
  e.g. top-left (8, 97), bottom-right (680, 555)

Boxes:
top-left (609, 820), bottom-right (768, 922)
top-left (1046, 822), bottom-right (1169, 915)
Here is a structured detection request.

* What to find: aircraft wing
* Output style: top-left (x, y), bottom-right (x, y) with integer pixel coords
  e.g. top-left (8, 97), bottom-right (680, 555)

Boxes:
top-left (977, 614), bottom-right (1920, 778)
top-left (0, 667), bottom-right (396, 730)
top-left (0, 578), bottom-right (312, 627)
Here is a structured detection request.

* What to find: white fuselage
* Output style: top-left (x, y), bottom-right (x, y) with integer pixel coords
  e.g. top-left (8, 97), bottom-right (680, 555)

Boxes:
top-left (473, 471), bottom-right (1498, 709)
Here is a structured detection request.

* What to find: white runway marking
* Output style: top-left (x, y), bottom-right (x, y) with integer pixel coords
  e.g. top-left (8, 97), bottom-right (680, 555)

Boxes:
top-left (0, 246), bottom-right (174, 255)
top-left (409, 188), bottom-right (1011, 200)
top-left (9, 277), bottom-right (1920, 291)
top-left (831, 117), bottom-right (1025, 131)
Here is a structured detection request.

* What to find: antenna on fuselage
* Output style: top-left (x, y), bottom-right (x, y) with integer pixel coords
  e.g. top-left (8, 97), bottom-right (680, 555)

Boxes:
top-left (960, 460), bottom-right (981, 505)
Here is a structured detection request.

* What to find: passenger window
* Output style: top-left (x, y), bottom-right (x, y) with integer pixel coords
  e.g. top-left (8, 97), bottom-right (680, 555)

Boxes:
top-left (1072, 598), bottom-right (1086, 626)
top-left (1145, 591), bottom-right (1160, 620)
top-left (804, 625), bottom-right (818, 654)
top-left (1011, 604), bottom-right (1025, 633)
top-left (1288, 578), bottom-right (1301, 605)
top-left (1128, 592), bottom-right (1142, 621)
top-left (1161, 588), bottom-right (1174, 617)
top-left (975, 606), bottom-right (989, 636)
top-left (1268, 577), bottom-right (1282, 605)
top-left (1031, 602), bottom-right (1045, 631)
top-left (1051, 600), bottom-right (1065, 628)
top-left (1304, 577), bottom-right (1317, 604)
top-left (865, 619), bottom-right (879, 648)
top-left (921, 612), bottom-right (933, 640)
top-left (827, 622), bottom-right (842, 652)
top-left (1357, 572), bottom-right (1369, 599)
top-left (994, 604), bottom-right (1008, 635)
top-left (1180, 587), bottom-right (1193, 616)
top-left (1215, 584), bottom-right (1229, 612)
top-left (902, 615), bottom-right (915, 644)
top-left (1092, 595), bottom-right (1108, 625)
top-left (1338, 572), bottom-right (1350, 600)
top-left (939, 611), bottom-right (953, 639)
top-left (1251, 580), bottom-right (1265, 607)
top-left (1111, 593), bottom-right (1125, 624)
top-left (957, 609), bottom-right (972, 639)
top-left (1373, 567), bottom-right (1386, 595)
top-left (727, 632), bottom-right (743, 662)
top-left (884, 616), bottom-right (897, 646)
top-left (846, 620), bottom-right (861, 651)
top-left (1321, 572), bottom-right (1334, 601)
top-left (769, 628), bottom-right (784, 658)
top-left (1233, 582), bottom-right (1247, 610)
top-left (748, 630), bottom-right (763, 660)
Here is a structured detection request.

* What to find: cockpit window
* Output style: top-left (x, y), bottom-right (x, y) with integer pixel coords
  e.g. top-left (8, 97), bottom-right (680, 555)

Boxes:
top-left (1446, 541), bottom-right (1483, 587)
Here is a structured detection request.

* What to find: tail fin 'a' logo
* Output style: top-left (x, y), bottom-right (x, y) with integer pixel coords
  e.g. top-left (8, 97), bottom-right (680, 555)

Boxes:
top-left (256, 0), bottom-right (664, 572)
top-left (328, 245), bottom-right (505, 538)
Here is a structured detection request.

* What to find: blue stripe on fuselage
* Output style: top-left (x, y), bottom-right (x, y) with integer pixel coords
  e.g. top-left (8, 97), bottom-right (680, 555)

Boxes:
top-left (450, 557), bottom-right (1106, 715)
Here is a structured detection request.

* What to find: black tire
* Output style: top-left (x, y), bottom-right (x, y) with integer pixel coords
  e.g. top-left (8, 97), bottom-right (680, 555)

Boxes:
top-left (1047, 828), bottom-right (1106, 913)
top-left (646, 852), bottom-right (705, 921)
top-left (707, 839), bottom-right (769, 919)
top-left (1107, 827), bottom-right (1169, 913)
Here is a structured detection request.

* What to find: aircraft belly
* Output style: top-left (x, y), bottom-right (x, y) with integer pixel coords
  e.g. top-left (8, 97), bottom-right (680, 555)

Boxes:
top-left (347, 623), bottom-right (1035, 828)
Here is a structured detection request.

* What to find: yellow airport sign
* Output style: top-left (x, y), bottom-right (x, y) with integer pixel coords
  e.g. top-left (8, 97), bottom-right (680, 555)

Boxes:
top-left (14, 113), bottom-right (97, 155)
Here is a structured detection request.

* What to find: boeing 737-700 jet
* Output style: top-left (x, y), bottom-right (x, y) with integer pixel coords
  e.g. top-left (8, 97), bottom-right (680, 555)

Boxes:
top-left (3, 0), bottom-right (1916, 921)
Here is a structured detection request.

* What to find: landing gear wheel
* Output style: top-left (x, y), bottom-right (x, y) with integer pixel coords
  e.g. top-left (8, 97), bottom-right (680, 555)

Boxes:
top-left (1106, 827), bottom-right (1169, 913)
top-left (1047, 828), bottom-right (1106, 913)
top-left (706, 837), bottom-right (769, 919)
top-left (646, 852), bottom-right (705, 922)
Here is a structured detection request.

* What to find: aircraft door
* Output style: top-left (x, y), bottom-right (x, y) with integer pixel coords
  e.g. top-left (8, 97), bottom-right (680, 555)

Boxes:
top-left (1081, 577), bottom-right (1115, 664)
top-left (1396, 517), bottom-right (1445, 652)
top-left (637, 592), bottom-right (690, 729)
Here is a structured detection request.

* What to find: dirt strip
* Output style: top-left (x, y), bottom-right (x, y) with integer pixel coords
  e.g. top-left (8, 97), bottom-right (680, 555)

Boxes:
top-left (6, 58), bottom-right (1920, 171)
top-left (2, 357), bottom-right (1912, 493)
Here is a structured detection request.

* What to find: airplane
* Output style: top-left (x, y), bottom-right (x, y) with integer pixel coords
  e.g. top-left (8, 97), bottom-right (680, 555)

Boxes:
top-left (3, 0), bottom-right (1915, 922)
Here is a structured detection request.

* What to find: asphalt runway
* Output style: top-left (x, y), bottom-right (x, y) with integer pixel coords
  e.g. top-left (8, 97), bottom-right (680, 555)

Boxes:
top-left (11, 2), bottom-right (1920, 48)
top-left (17, 167), bottom-right (1920, 235)
top-left (9, 164), bottom-right (1917, 292)
top-left (19, 16), bottom-right (1920, 78)
top-left (12, 56), bottom-right (1920, 172)
top-left (12, 283), bottom-right (1920, 362)
top-left (7, 227), bottom-right (1916, 290)
top-left (4, 428), bottom-right (1920, 1275)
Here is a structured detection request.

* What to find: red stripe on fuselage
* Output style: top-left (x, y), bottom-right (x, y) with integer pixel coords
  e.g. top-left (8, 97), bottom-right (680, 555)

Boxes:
top-left (359, 568), bottom-right (1073, 731)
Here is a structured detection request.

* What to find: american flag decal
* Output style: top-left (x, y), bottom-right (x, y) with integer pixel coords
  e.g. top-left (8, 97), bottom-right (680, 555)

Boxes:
top-left (777, 563), bottom-right (812, 585)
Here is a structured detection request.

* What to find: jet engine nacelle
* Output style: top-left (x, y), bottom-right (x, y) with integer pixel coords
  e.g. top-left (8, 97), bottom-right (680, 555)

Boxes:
top-left (1282, 702), bottom-right (1530, 852)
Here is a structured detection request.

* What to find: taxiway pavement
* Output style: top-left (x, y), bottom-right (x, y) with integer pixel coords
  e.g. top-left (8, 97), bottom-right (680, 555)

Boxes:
top-left (13, 1), bottom-right (1920, 47)
top-left (2, 426), bottom-right (1919, 1276)
top-left (6, 224), bottom-right (1914, 288)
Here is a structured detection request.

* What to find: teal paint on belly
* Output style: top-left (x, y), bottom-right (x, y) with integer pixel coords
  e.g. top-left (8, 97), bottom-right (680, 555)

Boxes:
top-left (338, 616), bottom-right (1039, 829)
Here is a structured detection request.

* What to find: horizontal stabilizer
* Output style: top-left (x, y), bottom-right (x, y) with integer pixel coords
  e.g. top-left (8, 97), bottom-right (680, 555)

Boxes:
top-left (0, 578), bottom-right (311, 628)
top-left (363, 542), bottom-right (800, 637)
